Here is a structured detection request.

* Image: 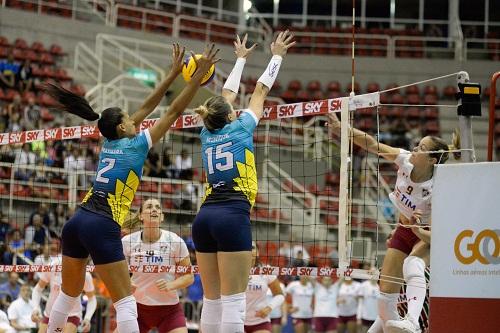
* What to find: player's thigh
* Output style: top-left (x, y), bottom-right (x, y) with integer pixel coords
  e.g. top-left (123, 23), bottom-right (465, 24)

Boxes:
top-left (253, 330), bottom-right (271, 333)
top-left (196, 252), bottom-right (220, 299)
top-left (379, 248), bottom-right (407, 293)
top-left (167, 327), bottom-right (187, 333)
top-left (64, 322), bottom-right (78, 333)
top-left (61, 255), bottom-right (88, 297)
top-left (38, 322), bottom-right (48, 333)
top-left (218, 251), bottom-right (252, 295)
top-left (409, 241), bottom-right (430, 266)
top-left (346, 321), bottom-right (357, 333)
top-left (94, 260), bottom-right (132, 302)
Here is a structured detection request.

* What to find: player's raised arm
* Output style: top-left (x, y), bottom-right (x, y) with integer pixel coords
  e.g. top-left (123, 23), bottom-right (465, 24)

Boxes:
top-left (131, 43), bottom-right (186, 125)
top-left (222, 34), bottom-right (257, 105)
top-left (149, 44), bottom-right (220, 144)
top-left (248, 30), bottom-right (295, 120)
top-left (327, 112), bottom-right (400, 161)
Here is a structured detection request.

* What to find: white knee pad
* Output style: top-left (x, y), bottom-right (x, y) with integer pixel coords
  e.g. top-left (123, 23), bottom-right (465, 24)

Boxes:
top-left (403, 256), bottom-right (426, 282)
top-left (378, 292), bottom-right (400, 322)
top-left (201, 297), bottom-right (222, 325)
top-left (221, 292), bottom-right (246, 324)
top-left (114, 295), bottom-right (138, 323)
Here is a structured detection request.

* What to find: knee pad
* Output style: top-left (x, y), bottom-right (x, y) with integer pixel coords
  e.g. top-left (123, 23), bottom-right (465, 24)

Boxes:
top-left (378, 292), bottom-right (400, 322)
top-left (403, 256), bottom-right (426, 282)
top-left (201, 297), bottom-right (222, 325)
top-left (221, 292), bottom-right (246, 324)
top-left (113, 295), bottom-right (138, 323)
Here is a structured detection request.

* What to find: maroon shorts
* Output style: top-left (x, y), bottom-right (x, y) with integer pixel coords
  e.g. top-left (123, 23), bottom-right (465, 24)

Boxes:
top-left (388, 225), bottom-right (420, 255)
top-left (292, 317), bottom-right (312, 326)
top-left (362, 319), bottom-right (375, 327)
top-left (312, 317), bottom-right (337, 332)
top-left (338, 315), bottom-right (357, 325)
top-left (137, 302), bottom-right (186, 333)
top-left (270, 317), bottom-right (281, 325)
top-left (244, 321), bottom-right (272, 333)
top-left (42, 315), bottom-right (81, 326)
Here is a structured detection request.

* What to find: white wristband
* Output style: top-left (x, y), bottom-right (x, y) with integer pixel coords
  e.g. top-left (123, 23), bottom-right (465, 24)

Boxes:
top-left (258, 55), bottom-right (282, 89)
top-left (268, 294), bottom-right (285, 310)
top-left (223, 58), bottom-right (246, 93)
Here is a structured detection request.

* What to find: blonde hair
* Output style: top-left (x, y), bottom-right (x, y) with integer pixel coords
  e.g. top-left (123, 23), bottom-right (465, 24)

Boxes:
top-left (429, 129), bottom-right (461, 164)
top-left (194, 96), bottom-right (232, 132)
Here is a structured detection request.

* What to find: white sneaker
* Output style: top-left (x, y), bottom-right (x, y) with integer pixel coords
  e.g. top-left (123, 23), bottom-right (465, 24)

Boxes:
top-left (385, 318), bottom-right (422, 333)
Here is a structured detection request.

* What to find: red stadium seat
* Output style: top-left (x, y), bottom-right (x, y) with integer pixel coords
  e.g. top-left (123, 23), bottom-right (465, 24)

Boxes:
top-left (442, 86), bottom-right (457, 99)
top-left (423, 94), bottom-right (438, 105)
top-left (311, 91), bottom-right (324, 100)
top-left (31, 41), bottom-right (46, 53)
top-left (327, 81), bottom-right (341, 92)
top-left (366, 82), bottom-right (380, 93)
top-left (326, 91), bottom-right (342, 99)
top-left (280, 90), bottom-right (296, 103)
top-left (406, 94), bottom-right (420, 105)
top-left (346, 82), bottom-right (361, 94)
top-left (296, 90), bottom-right (311, 102)
top-left (0, 36), bottom-right (9, 46)
top-left (391, 94), bottom-right (404, 104)
top-left (287, 80), bottom-right (302, 91)
top-left (49, 44), bottom-right (66, 56)
top-left (40, 108), bottom-right (55, 121)
top-left (405, 85), bottom-right (420, 95)
top-left (384, 83), bottom-right (400, 94)
top-left (40, 53), bottom-right (55, 65)
top-left (424, 85), bottom-right (438, 96)
top-left (14, 38), bottom-right (28, 49)
top-left (307, 80), bottom-right (321, 92)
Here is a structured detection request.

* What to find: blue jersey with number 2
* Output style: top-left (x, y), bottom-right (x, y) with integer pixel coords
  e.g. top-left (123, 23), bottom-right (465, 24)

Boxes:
top-left (81, 129), bottom-right (152, 226)
top-left (200, 110), bottom-right (259, 207)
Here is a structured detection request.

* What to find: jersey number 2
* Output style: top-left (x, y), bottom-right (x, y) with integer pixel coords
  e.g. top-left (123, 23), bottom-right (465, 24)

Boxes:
top-left (205, 142), bottom-right (234, 174)
top-left (96, 158), bottom-right (116, 183)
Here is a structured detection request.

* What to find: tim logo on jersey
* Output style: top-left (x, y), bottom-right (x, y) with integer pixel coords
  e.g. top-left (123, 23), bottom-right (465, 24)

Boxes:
top-left (393, 187), bottom-right (416, 211)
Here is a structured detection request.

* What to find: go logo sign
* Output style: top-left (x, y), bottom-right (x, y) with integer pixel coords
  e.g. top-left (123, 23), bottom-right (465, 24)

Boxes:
top-left (454, 229), bottom-right (500, 265)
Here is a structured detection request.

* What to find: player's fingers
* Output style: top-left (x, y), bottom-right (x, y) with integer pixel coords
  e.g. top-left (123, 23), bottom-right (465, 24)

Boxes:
top-left (248, 43), bottom-right (258, 52)
top-left (236, 34), bottom-right (241, 45)
top-left (284, 33), bottom-right (295, 44)
top-left (285, 41), bottom-right (297, 49)
top-left (243, 33), bottom-right (248, 45)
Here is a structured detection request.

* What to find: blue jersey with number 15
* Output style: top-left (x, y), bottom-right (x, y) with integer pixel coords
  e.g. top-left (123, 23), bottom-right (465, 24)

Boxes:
top-left (200, 110), bottom-right (259, 207)
top-left (81, 129), bottom-right (152, 226)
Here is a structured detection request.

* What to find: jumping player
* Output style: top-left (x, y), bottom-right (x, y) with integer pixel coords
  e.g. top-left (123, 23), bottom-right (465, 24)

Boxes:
top-left (191, 32), bottom-right (294, 333)
top-left (45, 44), bottom-right (219, 333)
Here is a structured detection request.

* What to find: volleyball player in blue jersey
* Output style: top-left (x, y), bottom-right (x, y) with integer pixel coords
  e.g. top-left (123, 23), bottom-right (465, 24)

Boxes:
top-left (192, 31), bottom-right (295, 333)
top-left (44, 44), bottom-right (219, 333)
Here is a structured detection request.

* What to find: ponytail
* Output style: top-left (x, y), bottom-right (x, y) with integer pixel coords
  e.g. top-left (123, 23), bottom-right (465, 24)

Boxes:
top-left (195, 96), bottom-right (232, 132)
top-left (450, 128), bottom-right (461, 160)
top-left (44, 83), bottom-right (99, 121)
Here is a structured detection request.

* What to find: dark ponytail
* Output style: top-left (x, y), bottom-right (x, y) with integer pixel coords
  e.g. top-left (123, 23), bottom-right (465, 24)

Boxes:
top-left (45, 83), bottom-right (124, 140)
top-left (44, 83), bottom-right (99, 121)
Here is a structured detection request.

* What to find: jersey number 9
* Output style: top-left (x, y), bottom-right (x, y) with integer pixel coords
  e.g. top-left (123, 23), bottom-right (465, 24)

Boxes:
top-left (205, 142), bottom-right (234, 175)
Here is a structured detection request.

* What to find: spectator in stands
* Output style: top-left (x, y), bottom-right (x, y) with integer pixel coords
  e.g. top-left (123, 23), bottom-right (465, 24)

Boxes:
top-left (0, 212), bottom-right (11, 244)
top-left (7, 113), bottom-right (21, 134)
top-left (51, 204), bottom-right (68, 230)
top-left (144, 150), bottom-right (161, 177)
top-left (0, 103), bottom-right (9, 132)
top-left (0, 50), bottom-right (19, 89)
top-left (0, 308), bottom-right (14, 333)
top-left (7, 284), bottom-right (36, 333)
top-left (13, 144), bottom-right (36, 181)
top-left (2, 230), bottom-right (30, 265)
top-left (64, 147), bottom-right (86, 186)
top-left (15, 60), bottom-right (33, 94)
top-left (22, 97), bottom-right (40, 131)
top-left (7, 96), bottom-right (23, 122)
top-left (0, 273), bottom-right (20, 309)
top-left (290, 250), bottom-right (307, 267)
top-left (24, 214), bottom-right (50, 256)
top-left (389, 118), bottom-right (409, 149)
top-left (44, 141), bottom-right (57, 167)
top-left (174, 149), bottom-right (192, 179)
top-left (328, 247), bottom-right (339, 267)
top-left (291, 243), bottom-right (310, 266)
top-left (29, 203), bottom-right (50, 227)
top-left (160, 147), bottom-right (174, 178)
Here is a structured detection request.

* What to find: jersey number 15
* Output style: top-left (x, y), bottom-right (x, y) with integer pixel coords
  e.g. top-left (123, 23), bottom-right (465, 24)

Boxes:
top-left (205, 142), bottom-right (234, 175)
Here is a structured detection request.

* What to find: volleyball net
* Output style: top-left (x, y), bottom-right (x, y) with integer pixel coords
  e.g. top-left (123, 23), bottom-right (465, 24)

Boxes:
top-left (0, 70), bottom-right (481, 286)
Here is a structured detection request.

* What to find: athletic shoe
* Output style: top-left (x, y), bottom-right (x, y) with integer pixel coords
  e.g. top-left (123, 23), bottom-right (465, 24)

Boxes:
top-left (385, 317), bottom-right (422, 333)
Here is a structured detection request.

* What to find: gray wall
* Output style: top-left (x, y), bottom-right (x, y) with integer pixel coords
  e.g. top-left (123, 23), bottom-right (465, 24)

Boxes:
top-left (1, 7), bottom-right (498, 90)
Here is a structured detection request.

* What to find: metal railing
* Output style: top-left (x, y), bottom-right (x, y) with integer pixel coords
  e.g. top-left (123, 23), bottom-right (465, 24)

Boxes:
top-left (74, 42), bottom-right (101, 85)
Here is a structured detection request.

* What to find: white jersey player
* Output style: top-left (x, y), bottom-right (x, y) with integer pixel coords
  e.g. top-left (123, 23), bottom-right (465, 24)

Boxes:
top-left (244, 244), bottom-right (284, 333)
top-left (358, 279), bottom-right (380, 333)
top-left (312, 277), bottom-right (339, 333)
top-left (121, 198), bottom-right (193, 333)
top-left (267, 282), bottom-right (287, 333)
top-left (31, 255), bottom-right (96, 333)
top-left (286, 277), bottom-right (314, 333)
top-left (328, 112), bottom-right (458, 333)
top-left (337, 278), bottom-right (360, 333)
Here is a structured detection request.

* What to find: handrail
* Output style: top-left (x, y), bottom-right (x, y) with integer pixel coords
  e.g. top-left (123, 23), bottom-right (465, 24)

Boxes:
top-left (74, 42), bottom-right (101, 85)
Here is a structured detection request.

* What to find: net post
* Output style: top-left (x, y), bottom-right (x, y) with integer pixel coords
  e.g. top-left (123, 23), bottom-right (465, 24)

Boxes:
top-left (456, 71), bottom-right (476, 163)
top-left (337, 97), bottom-right (351, 270)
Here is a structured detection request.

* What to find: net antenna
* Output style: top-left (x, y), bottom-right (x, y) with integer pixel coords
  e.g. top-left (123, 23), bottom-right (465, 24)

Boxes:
top-left (456, 71), bottom-right (476, 163)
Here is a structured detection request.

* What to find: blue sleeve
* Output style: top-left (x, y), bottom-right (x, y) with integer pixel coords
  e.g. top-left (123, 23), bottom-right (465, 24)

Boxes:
top-left (237, 110), bottom-right (259, 134)
top-left (130, 129), bottom-right (152, 155)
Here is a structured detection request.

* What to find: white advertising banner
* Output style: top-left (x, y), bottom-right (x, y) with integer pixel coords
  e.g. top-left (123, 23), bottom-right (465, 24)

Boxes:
top-left (430, 162), bottom-right (500, 299)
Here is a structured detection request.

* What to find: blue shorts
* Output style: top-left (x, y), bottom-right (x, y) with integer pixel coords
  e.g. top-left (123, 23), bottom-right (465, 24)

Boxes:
top-left (62, 208), bottom-right (125, 265)
top-left (192, 201), bottom-right (252, 253)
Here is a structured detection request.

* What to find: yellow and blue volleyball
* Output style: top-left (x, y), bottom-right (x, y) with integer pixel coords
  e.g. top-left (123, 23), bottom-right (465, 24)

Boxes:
top-left (182, 54), bottom-right (215, 86)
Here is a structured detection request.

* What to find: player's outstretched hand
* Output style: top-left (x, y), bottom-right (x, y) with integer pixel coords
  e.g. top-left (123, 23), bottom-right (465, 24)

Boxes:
top-left (170, 43), bottom-right (186, 76)
top-left (234, 33), bottom-right (258, 59)
top-left (191, 43), bottom-right (221, 80)
top-left (271, 30), bottom-right (296, 57)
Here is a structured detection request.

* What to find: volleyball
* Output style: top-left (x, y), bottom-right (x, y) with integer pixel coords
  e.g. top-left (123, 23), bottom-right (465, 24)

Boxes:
top-left (182, 54), bottom-right (216, 86)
